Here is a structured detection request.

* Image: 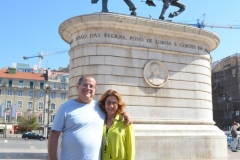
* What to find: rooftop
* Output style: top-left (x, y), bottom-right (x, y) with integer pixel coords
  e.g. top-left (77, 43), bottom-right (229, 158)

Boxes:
top-left (0, 68), bottom-right (45, 81)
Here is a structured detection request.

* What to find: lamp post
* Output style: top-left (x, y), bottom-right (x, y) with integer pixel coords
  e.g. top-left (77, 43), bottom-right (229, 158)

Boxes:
top-left (47, 97), bottom-right (51, 139)
top-left (4, 107), bottom-right (10, 138)
top-left (45, 84), bottom-right (51, 139)
top-left (222, 93), bottom-right (232, 131)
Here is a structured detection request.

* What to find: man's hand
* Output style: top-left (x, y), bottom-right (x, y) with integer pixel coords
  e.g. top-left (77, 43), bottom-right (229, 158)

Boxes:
top-left (121, 112), bottom-right (133, 125)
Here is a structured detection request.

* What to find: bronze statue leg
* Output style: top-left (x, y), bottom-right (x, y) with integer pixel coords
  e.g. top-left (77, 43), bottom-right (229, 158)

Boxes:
top-left (159, 0), bottom-right (170, 20)
top-left (102, 0), bottom-right (108, 12)
top-left (168, 1), bottom-right (185, 18)
top-left (123, 0), bottom-right (137, 16)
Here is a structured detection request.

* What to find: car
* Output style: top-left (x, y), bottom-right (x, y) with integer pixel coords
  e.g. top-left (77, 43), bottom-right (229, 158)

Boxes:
top-left (22, 132), bottom-right (46, 141)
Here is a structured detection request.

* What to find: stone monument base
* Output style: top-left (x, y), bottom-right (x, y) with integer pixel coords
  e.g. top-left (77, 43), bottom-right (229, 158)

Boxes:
top-left (59, 12), bottom-right (227, 159)
top-left (134, 124), bottom-right (227, 159)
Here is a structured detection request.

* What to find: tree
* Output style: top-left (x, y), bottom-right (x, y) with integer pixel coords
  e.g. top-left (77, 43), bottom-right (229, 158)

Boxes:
top-left (18, 115), bottom-right (40, 132)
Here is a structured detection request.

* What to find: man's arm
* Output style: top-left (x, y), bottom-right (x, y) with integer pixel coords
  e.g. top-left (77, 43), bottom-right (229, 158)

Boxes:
top-left (121, 112), bottom-right (133, 125)
top-left (48, 130), bottom-right (61, 160)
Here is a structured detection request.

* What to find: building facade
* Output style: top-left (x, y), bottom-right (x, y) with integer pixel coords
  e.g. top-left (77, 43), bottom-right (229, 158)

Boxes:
top-left (0, 66), bottom-right (69, 136)
top-left (212, 53), bottom-right (240, 131)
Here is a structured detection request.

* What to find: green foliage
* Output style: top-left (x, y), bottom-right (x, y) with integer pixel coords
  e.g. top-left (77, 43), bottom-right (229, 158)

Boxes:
top-left (18, 115), bottom-right (40, 132)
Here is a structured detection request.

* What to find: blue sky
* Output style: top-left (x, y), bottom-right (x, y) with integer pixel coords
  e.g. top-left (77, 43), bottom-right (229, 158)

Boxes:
top-left (0, 0), bottom-right (240, 70)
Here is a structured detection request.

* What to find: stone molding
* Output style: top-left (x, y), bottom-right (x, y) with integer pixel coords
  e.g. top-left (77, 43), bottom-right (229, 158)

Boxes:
top-left (59, 12), bottom-right (219, 51)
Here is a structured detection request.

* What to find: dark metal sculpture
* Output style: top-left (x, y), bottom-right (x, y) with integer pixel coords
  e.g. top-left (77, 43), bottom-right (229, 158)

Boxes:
top-left (91, 0), bottom-right (137, 16)
top-left (145, 0), bottom-right (185, 20)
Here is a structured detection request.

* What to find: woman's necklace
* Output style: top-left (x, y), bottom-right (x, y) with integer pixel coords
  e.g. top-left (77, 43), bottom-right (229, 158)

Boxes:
top-left (106, 118), bottom-right (113, 130)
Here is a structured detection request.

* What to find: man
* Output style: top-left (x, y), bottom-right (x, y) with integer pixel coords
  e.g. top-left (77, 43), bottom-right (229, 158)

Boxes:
top-left (145, 0), bottom-right (186, 20)
top-left (230, 122), bottom-right (240, 152)
top-left (48, 75), bottom-right (132, 160)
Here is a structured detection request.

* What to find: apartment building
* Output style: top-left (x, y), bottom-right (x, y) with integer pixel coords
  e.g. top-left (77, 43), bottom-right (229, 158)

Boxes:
top-left (212, 53), bottom-right (240, 131)
top-left (0, 66), bottom-right (68, 136)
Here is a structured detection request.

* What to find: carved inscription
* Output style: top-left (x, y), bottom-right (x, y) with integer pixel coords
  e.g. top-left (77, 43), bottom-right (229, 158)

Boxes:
top-left (70, 32), bottom-right (210, 54)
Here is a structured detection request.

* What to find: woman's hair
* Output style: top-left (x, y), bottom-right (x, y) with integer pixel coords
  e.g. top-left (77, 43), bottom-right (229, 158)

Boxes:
top-left (98, 90), bottom-right (126, 114)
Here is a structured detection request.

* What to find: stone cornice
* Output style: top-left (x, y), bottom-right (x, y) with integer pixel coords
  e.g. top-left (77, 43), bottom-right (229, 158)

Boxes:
top-left (59, 12), bottom-right (220, 51)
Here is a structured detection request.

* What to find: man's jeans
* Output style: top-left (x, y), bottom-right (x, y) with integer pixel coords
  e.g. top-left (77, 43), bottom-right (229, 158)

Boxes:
top-left (230, 137), bottom-right (239, 150)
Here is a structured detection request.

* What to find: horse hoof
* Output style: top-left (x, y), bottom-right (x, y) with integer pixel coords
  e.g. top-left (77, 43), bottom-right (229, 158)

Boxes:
top-left (91, 0), bottom-right (99, 4)
top-left (168, 12), bottom-right (176, 18)
top-left (159, 16), bottom-right (165, 20)
top-left (146, 0), bottom-right (156, 7)
top-left (131, 11), bottom-right (137, 16)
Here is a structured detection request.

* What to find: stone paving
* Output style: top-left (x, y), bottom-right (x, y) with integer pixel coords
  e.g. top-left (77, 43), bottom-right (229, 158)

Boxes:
top-left (0, 149), bottom-right (240, 160)
top-left (0, 138), bottom-right (239, 159)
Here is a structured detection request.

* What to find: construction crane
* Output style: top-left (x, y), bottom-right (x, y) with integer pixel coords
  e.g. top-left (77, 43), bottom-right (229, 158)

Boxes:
top-left (187, 13), bottom-right (240, 29)
top-left (23, 50), bottom-right (68, 69)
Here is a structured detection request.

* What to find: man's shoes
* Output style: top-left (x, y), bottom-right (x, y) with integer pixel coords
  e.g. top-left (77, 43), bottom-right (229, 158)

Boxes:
top-left (146, 0), bottom-right (156, 7)
top-left (231, 150), bottom-right (238, 152)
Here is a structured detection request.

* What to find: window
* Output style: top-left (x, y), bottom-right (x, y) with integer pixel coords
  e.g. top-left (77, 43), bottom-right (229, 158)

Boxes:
top-left (7, 90), bottom-right (12, 96)
top-left (38, 114), bottom-right (43, 124)
top-left (50, 114), bottom-right (55, 123)
top-left (6, 114), bottom-right (10, 122)
top-left (18, 90), bottom-right (23, 96)
top-left (40, 82), bottom-right (44, 89)
top-left (29, 91), bottom-right (34, 97)
top-left (30, 82), bottom-right (34, 89)
top-left (6, 100), bottom-right (11, 108)
top-left (8, 80), bottom-right (12, 87)
top-left (62, 75), bottom-right (66, 82)
top-left (61, 93), bottom-right (66, 100)
top-left (39, 92), bottom-right (44, 98)
top-left (17, 116), bottom-right (21, 122)
top-left (61, 83), bottom-right (66, 90)
top-left (50, 103), bottom-right (55, 110)
top-left (51, 92), bottom-right (56, 99)
top-left (17, 101), bottom-right (23, 108)
top-left (27, 115), bottom-right (32, 120)
top-left (51, 83), bottom-right (56, 89)
top-left (19, 81), bottom-right (23, 88)
top-left (28, 102), bottom-right (33, 109)
top-left (38, 102), bottom-right (44, 110)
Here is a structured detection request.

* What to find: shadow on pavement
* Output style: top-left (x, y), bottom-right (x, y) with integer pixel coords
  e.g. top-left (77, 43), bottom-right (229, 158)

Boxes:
top-left (0, 152), bottom-right (48, 159)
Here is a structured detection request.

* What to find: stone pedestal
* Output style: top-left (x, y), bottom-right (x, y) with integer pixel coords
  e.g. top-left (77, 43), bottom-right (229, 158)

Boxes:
top-left (59, 12), bottom-right (227, 159)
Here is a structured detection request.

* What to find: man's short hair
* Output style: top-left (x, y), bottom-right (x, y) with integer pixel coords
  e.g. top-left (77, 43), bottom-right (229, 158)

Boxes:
top-left (78, 75), bottom-right (96, 85)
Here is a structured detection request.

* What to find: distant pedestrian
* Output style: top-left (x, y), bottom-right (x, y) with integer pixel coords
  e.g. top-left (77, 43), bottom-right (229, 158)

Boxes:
top-left (230, 122), bottom-right (240, 152)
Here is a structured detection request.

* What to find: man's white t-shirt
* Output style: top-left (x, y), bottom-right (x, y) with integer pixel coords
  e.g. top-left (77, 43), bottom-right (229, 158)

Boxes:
top-left (51, 99), bottom-right (105, 160)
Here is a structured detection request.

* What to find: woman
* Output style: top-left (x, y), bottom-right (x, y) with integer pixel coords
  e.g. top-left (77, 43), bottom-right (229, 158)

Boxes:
top-left (99, 90), bottom-right (135, 160)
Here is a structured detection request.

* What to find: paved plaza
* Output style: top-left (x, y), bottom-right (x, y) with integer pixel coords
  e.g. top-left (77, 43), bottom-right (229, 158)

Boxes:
top-left (0, 138), bottom-right (239, 159)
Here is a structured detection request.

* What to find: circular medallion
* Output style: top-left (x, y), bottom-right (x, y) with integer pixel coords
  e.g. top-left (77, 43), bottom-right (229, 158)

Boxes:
top-left (143, 60), bottom-right (169, 88)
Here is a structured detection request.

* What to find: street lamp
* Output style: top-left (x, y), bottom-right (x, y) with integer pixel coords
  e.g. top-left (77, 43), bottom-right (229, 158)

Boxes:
top-left (45, 84), bottom-right (51, 139)
top-left (222, 93), bottom-right (232, 131)
top-left (4, 107), bottom-right (10, 138)
top-left (47, 97), bottom-right (51, 139)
